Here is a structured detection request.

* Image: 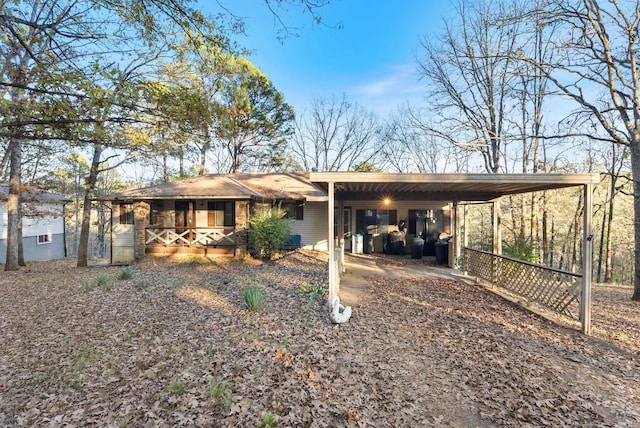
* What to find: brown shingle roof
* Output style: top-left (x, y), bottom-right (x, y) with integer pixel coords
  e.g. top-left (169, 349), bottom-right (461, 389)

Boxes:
top-left (104, 173), bottom-right (328, 202)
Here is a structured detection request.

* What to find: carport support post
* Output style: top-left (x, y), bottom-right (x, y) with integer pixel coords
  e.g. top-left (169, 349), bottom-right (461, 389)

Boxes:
top-left (328, 181), bottom-right (337, 302)
top-left (581, 183), bottom-right (593, 335)
top-left (492, 200), bottom-right (502, 255)
top-left (453, 202), bottom-right (461, 268)
top-left (338, 198), bottom-right (345, 273)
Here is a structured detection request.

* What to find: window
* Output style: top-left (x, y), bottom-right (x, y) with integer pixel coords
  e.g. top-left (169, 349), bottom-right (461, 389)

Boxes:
top-left (279, 200), bottom-right (304, 220)
top-left (208, 201), bottom-right (235, 227)
top-left (37, 234), bottom-right (51, 245)
top-left (119, 203), bottom-right (134, 225)
top-left (408, 209), bottom-right (449, 238)
top-left (356, 209), bottom-right (397, 235)
top-left (149, 201), bottom-right (163, 226)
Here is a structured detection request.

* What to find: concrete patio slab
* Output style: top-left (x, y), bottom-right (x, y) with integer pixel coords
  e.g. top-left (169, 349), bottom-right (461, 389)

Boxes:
top-left (339, 253), bottom-right (466, 307)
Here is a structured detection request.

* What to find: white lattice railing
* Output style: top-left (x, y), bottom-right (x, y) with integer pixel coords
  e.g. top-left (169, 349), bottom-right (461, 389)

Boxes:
top-left (146, 228), bottom-right (236, 247)
top-left (464, 247), bottom-right (582, 320)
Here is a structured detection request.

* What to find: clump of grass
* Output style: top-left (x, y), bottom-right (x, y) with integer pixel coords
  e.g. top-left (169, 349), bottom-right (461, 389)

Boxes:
top-left (243, 285), bottom-right (265, 312)
top-left (133, 280), bottom-right (147, 290)
top-left (96, 273), bottom-right (112, 291)
top-left (82, 280), bottom-right (95, 292)
top-left (167, 378), bottom-right (186, 396)
top-left (301, 281), bottom-right (325, 301)
top-left (245, 313), bottom-right (258, 326)
top-left (64, 343), bottom-right (101, 389)
top-left (209, 379), bottom-right (233, 410)
top-left (117, 267), bottom-right (133, 280)
top-left (180, 255), bottom-right (203, 264)
top-left (259, 412), bottom-right (278, 427)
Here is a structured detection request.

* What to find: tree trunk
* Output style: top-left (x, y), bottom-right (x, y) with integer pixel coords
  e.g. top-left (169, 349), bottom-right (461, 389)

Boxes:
top-left (231, 135), bottom-right (242, 173)
top-left (96, 202), bottom-right (106, 259)
top-left (0, 148), bottom-right (9, 178)
top-left (179, 148), bottom-right (184, 177)
top-left (596, 192), bottom-right (608, 283)
top-left (162, 152), bottom-right (169, 182)
top-left (570, 192), bottom-right (583, 273)
top-left (4, 137), bottom-right (21, 271)
top-left (77, 143), bottom-right (103, 267)
top-left (198, 125), bottom-right (210, 175)
top-left (604, 186), bottom-right (615, 283)
top-left (631, 143), bottom-right (640, 300)
top-left (541, 191), bottom-right (548, 265)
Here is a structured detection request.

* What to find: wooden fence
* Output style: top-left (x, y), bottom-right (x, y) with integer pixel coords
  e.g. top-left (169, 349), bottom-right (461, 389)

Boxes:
top-left (464, 248), bottom-right (582, 320)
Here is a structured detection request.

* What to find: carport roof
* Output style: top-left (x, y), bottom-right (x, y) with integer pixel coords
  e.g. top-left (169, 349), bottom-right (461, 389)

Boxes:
top-left (309, 172), bottom-right (601, 201)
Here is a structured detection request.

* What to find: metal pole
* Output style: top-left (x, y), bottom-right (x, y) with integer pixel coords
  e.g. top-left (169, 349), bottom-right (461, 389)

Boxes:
top-left (492, 199), bottom-right (502, 255)
top-left (581, 183), bottom-right (593, 334)
top-left (328, 181), bottom-right (336, 302)
top-left (338, 199), bottom-right (345, 273)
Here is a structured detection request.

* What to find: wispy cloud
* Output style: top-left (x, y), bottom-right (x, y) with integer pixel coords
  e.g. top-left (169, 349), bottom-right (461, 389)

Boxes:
top-left (356, 75), bottom-right (402, 96)
top-left (352, 63), bottom-right (426, 115)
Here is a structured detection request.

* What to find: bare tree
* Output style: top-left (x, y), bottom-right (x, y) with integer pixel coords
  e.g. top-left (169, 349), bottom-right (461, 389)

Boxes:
top-left (289, 94), bottom-right (381, 171)
top-left (596, 142), bottom-right (629, 282)
top-left (509, 0), bottom-right (640, 299)
top-left (379, 104), bottom-right (470, 173)
top-left (417, 0), bottom-right (521, 173)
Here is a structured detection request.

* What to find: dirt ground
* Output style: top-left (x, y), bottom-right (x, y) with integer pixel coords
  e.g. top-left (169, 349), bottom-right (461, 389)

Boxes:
top-left (1, 251), bottom-right (639, 427)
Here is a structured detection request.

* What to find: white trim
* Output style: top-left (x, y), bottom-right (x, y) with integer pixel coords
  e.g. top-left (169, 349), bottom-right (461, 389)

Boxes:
top-left (37, 233), bottom-right (52, 245)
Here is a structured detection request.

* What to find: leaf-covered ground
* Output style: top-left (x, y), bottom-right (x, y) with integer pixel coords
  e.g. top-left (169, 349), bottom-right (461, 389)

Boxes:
top-left (1, 251), bottom-right (639, 427)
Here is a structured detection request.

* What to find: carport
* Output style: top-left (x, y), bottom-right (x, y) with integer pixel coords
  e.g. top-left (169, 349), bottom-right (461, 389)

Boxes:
top-left (308, 172), bottom-right (601, 334)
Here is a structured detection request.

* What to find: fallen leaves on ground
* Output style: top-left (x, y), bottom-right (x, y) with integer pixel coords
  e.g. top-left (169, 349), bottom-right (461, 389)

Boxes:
top-left (0, 251), bottom-right (639, 427)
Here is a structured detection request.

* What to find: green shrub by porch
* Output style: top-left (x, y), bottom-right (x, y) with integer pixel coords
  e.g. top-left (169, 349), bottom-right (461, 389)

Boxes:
top-left (248, 209), bottom-right (292, 260)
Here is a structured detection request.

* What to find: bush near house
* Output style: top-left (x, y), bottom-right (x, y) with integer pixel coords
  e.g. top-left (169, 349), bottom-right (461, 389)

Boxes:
top-left (248, 209), bottom-right (292, 260)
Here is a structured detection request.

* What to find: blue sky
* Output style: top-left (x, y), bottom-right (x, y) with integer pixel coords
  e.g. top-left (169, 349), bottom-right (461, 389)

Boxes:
top-left (217, 1), bottom-right (454, 116)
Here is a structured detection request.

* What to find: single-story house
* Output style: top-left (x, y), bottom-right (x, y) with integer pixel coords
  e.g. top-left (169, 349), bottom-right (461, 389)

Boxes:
top-left (103, 172), bottom-right (455, 263)
top-left (0, 184), bottom-right (70, 263)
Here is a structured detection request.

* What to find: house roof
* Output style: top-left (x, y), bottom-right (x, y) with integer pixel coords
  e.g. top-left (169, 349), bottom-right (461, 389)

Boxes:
top-left (104, 173), bottom-right (329, 202)
top-left (104, 172), bottom-right (601, 204)
top-left (309, 172), bottom-right (601, 202)
top-left (0, 183), bottom-right (71, 203)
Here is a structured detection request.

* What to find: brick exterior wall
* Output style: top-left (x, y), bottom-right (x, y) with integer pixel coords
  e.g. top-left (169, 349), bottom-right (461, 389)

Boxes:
top-left (133, 201), bottom-right (150, 261)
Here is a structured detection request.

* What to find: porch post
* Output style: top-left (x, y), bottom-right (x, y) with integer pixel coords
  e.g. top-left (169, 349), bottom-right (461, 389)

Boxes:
top-left (328, 181), bottom-right (337, 301)
top-left (462, 204), bottom-right (468, 276)
top-left (452, 202), bottom-right (459, 268)
top-left (492, 200), bottom-right (502, 255)
top-left (338, 198), bottom-right (345, 273)
top-left (581, 183), bottom-right (593, 334)
top-left (189, 201), bottom-right (195, 246)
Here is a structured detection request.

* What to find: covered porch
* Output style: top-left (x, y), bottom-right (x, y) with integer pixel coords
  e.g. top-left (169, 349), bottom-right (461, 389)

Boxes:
top-left (309, 172), bottom-right (601, 334)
